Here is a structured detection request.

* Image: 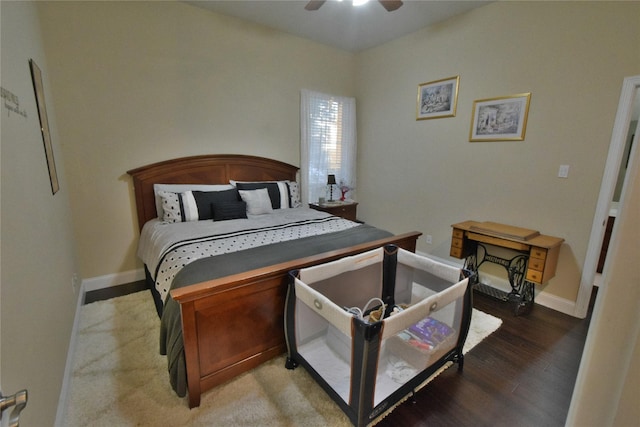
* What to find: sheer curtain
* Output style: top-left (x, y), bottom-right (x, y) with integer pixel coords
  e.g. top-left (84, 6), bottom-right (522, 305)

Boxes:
top-left (300, 89), bottom-right (357, 205)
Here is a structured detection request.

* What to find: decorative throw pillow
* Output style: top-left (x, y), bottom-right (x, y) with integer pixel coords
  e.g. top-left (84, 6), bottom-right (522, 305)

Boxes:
top-left (232, 180), bottom-right (291, 209)
top-left (212, 201), bottom-right (247, 221)
top-left (239, 188), bottom-right (274, 215)
top-left (190, 189), bottom-right (240, 220)
top-left (157, 190), bottom-right (183, 223)
top-left (153, 183), bottom-right (234, 218)
top-left (287, 181), bottom-right (302, 208)
top-left (157, 189), bottom-right (240, 222)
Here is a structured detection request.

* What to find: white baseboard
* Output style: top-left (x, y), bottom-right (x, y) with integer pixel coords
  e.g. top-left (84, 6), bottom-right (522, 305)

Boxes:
top-left (416, 251), bottom-right (577, 317)
top-left (54, 282), bottom-right (85, 427)
top-left (55, 268), bottom-right (147, 425)
top-left (82, 269), bottom-right (145, 292)
top-left (535, 290), bottom-right (577, 315)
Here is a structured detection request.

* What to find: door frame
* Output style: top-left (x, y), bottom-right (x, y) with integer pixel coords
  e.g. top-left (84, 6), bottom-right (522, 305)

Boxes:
top-left (575, 75), bottom-right (640, 318)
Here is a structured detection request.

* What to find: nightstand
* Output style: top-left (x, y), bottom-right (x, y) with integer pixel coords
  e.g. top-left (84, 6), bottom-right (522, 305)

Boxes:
top-left (309, 201), bottom-right (358, 221)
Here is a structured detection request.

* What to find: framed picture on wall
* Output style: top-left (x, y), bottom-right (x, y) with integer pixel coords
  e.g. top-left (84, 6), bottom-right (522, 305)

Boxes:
top-left (29, 59), bottom-right (59, 194)
top-left (469, 93), bottom-right (531, 142)
top-left (416, 76), bottom-right (460, 120)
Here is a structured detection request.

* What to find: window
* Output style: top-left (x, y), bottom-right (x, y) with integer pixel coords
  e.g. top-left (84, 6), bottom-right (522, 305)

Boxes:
top-left (300, 89), bottom-right (357, 205)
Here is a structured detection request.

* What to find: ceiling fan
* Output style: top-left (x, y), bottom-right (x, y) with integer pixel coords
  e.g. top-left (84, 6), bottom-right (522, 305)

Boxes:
top-left (305, 1), bottom-right (403, 12)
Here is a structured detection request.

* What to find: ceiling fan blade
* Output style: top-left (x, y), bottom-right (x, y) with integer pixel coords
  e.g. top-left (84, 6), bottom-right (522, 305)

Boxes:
top-left (379, 0), bottom-right (403, 12)
top-left (305, 0), bottom-right (326, 11)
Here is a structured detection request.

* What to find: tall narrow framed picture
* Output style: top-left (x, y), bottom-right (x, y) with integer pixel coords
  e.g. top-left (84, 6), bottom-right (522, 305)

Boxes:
top-left (416, 76), bottom-right (459, 120)
top-left (469, 93), bottom-right (531, 141)
top-left (29, 59), bottom-right (59, 194)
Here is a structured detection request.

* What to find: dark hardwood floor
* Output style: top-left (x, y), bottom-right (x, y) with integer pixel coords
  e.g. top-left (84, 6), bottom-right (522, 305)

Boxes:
top-left (377, 289), bottom-right (595, 427)
top-left (83, 279), bottom-right (147, 304)
top-left (84, 284), bottom-right (595, 427)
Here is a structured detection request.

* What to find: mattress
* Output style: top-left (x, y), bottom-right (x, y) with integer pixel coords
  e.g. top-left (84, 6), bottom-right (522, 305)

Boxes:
top-left (138, 208), bottom-right (361, 303)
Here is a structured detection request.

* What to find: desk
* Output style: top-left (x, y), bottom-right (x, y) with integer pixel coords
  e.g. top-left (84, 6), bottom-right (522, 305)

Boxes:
top-left (450, 221), bottom-right (563, 315)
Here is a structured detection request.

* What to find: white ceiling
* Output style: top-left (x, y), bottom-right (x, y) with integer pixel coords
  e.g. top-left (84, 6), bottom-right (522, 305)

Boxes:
top-left (186, 0), bottom-right (491, 52)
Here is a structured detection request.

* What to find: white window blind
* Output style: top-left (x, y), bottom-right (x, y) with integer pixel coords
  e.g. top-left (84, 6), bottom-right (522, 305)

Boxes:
top-left (300, 89), bottom-right (357, 205)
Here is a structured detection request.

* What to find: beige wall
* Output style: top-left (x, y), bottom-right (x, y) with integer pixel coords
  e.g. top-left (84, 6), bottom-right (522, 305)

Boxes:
top-left (355, 1), bottom-right (640, 304)
top-left (35, 1), bottom-right (639, 307)
top-left (566, 93), bottom-right (640, 426)
top-left (1, 2), bottom-right (80, 425)
top-left (36, 1), bottom-right (356, 280)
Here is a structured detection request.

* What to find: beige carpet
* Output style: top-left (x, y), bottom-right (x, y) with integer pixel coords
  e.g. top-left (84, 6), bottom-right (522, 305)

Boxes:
top-left (60, 290), bottom-right (501, 426)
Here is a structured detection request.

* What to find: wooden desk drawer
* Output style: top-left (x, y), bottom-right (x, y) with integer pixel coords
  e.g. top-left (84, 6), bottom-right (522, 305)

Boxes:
top-left (450, 246), bottom-right (463, 258)
top-left (530, 247), bottom-right (547, 260)
top-left (451, 237), bottom-right (464, 249)
top-left (528, 258), bottom-right (545, 272)
top-left (450, 228), bottom-right (466, 259)
top-left (526, 269), bottom-right (543, 283)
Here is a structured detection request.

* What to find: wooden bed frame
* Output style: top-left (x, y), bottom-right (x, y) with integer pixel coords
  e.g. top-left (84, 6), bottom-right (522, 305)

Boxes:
top-left (127, 154), bottom-right (421, 408)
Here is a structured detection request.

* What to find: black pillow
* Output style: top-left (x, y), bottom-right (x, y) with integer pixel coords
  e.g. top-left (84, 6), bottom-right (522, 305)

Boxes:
top-left (191, 189), bottom-right (240, 220)
top-left (212, 201), bottom-right (247, 221)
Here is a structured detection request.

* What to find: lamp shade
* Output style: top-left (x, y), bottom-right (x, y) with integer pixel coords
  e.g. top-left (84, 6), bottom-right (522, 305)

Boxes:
top-left (327, 174), bottom-right (337, 185)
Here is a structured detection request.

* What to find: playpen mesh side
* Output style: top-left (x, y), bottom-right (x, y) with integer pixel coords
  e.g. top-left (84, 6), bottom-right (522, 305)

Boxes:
top-left (290, 247), bottom-right (469, 409)
top-left (293, 259), bottom-right (385, 404)
top-left (372, 250), bottom-right (468, 405)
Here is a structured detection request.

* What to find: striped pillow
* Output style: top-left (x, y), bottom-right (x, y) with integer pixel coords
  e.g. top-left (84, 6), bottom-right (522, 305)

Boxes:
top-left (232, 181), bottom-right (292, 209)
top-left (158, 189), bottom-right (239, 222)
top-left (212, 201), bottom-right (247, 221)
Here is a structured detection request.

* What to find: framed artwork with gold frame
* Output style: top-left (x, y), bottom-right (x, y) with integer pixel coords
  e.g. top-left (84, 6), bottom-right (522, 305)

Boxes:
top-left (416, 76), bottom-right (459, 120)
top-left (469, 93), bottom-right (531, 142)
top-left (29, 59), bottom-right (59, 194)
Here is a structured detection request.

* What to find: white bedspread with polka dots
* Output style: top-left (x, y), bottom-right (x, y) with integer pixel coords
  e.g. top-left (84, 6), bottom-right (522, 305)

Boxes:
top-left (137, 208), bottom-right (360, 303)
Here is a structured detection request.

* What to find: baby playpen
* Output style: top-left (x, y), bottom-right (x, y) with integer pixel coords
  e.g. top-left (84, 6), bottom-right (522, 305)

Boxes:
top-left (285, 244), bottom-right (474, 426)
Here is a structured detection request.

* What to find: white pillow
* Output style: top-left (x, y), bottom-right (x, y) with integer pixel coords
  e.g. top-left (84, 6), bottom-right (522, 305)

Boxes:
top-left (239, 188), bottom-right (273, 215)
top-left (153, 183), bottom-right (234, 218)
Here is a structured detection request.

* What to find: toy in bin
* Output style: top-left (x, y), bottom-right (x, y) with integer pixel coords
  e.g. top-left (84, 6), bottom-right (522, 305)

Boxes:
top-left (406, 317), bottom-right (455, 349)
top-left (284, 244), bottom-right (474, 427)
top-left (388, 316), bottom-right (457, 370)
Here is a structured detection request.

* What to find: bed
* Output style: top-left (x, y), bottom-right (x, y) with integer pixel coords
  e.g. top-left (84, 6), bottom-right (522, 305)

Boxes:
top-left (127, 154), bottom-right (422, 408)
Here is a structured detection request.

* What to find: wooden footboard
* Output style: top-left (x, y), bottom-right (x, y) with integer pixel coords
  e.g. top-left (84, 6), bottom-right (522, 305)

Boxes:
top-left (171, 231), bottom-right (421, 408)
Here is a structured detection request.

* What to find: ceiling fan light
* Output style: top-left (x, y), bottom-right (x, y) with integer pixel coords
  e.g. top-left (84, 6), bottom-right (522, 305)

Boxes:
top-left (353, 0), bottom-right (370, 6)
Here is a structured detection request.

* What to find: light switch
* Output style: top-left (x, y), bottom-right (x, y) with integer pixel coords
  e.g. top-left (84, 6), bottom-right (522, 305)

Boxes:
top-left (558, 165), bottom-right (570, 178)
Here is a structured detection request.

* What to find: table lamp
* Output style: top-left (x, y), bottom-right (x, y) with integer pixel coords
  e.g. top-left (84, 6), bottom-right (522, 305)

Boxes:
top-left (327, 174), bottom-right (337, 202)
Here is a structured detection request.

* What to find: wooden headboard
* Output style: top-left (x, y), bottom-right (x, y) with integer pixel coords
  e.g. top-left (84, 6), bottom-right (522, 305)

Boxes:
top-left (127, 154), bottom-right (299, 231)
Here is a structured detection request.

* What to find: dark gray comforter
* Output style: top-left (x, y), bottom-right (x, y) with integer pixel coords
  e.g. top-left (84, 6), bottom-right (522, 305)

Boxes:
top-left (159, 223), bottom-right (393, 397)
